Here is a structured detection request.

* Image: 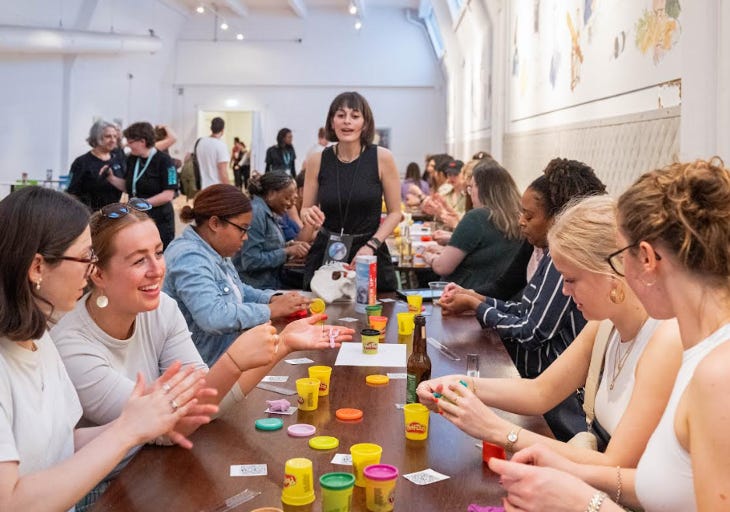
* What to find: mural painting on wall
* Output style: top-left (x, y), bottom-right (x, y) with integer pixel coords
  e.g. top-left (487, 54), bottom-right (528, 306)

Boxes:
top-left (509, 0), bottom-right (682, 121)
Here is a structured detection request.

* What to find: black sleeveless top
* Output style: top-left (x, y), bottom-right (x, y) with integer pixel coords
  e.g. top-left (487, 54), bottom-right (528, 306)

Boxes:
top-left (317, 144), bottom-right (381, 236)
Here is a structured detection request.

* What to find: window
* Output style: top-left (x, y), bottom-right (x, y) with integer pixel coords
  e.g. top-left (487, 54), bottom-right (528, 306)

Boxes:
top-left (422, 3), bottom-right (445, 59)
top-left (446, 0), bottom-right (465, 20)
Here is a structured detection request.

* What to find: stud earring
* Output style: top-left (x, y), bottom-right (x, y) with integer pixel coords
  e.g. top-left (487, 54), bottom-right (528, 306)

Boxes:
top-left (96, 292), bottom-right (109, 309)
top-left (609, 286), bottom-right (625, 304)
top-left (35, 278), bottom-right (42, 291)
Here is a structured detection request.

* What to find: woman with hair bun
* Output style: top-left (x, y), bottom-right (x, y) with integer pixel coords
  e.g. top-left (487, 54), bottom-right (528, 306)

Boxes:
top-left (233, 170), bottom-right (311, 290)
top-left (439, 158), bottom-right (607, 441)
top-left (162, 184), bottom-right (314, 365)
top-left (490, 158), bottom-right (730, 512)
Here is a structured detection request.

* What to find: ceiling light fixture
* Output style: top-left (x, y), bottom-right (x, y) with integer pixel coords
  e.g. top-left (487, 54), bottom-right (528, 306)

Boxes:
top-left (220, 22), bottom-right (229, 30)
top-left (236, 33), bottom-right (244, 40)
top-left (354, 18), bottom-right (362, 30)
top-left (196, 5), bottom-right (205, 14)
top-left (349, 3), bottom-right (357, 15)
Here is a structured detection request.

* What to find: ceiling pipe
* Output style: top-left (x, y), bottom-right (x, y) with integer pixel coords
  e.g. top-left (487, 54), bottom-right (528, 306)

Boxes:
top-left (0, 25), bottom-right (162, 54)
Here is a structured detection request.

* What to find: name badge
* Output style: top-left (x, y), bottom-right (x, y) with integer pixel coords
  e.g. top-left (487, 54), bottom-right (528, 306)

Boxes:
top-left (323, 232), bottom-right (353, 265)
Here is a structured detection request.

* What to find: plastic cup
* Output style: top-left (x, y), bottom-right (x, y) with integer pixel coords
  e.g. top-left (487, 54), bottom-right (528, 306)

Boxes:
top-left (320, 472), bottom-right (355, 512)
top-left (308, 366), bottom-right (332, 397)
top-left (406, 294), bottom-right (423, 312)
top-left (482, 441), bottom-right (506, 463)
top-left (363, 464), bottom-right (399, 512)
top-left (295, 378), bottom-right (320, 411)
top-left (428, 281), bottom-right (448, 304)
top-left (368, 315), bottom-right (388, 341)
top-left (361, 329), bottom-right (380, 355)
top-left (281, 457), bottom-right (316, 507)
top-left (396, 312), bottom-right (415, 335)
top-left (349, 443), bottom-right (382, 487)
top-left (403, 403), bottom-right (430, 441)
top-left (365, 303), bottom-right (383, 320)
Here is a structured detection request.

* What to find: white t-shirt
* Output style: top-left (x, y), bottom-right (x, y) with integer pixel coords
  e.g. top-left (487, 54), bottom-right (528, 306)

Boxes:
top-left (196, 136), bottom-right (229, 189)
top-left (51, 293), bottom-right (206, 427)
top-left (0, 332), bottom-right (82, 477)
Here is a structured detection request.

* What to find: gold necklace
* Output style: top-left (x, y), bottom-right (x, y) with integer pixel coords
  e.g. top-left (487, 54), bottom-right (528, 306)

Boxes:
top-left (610, 335), bottom-right (637, 390)
top-left (335, 144), bottom-right (362, 163)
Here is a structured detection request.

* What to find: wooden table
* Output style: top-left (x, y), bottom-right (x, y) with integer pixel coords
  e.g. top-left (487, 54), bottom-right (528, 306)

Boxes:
top-left (93, 297), bottom-right (551, 512)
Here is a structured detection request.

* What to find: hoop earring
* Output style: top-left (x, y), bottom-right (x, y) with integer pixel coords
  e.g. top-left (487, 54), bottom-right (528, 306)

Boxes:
top-left (609, 286), bottom-right (625, 304)
top-left (35, 278), bottom-right (42, 291)
top-left (96, 291), bottom-right (109, 309)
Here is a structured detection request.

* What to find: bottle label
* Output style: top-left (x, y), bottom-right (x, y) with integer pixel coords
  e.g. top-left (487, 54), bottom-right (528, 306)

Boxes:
top-left (406, 373), bottom-right (418, 403)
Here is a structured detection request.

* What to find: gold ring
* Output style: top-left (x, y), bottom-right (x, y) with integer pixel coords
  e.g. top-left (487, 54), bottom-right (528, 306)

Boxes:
top-left (170, 399), bottom-right (179, 411)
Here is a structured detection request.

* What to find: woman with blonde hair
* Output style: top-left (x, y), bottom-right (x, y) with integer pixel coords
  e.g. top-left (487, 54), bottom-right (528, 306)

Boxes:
top-left (419, 195), bottom-right (681, 469)
top-left (489, 158), bottom-right (730, 512)
top-left (422, 158), bottom-right (525, 292)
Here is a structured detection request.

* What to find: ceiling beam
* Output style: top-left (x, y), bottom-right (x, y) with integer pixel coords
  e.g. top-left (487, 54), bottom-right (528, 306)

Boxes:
top-left (221, 0), bottom-right (249, 17)
top-left (288, 0), bottom-right (308, 18)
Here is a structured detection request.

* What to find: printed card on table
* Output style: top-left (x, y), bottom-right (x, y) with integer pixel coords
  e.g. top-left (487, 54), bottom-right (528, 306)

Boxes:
top-left (330, 453), bottom-right (353, 465)
top-left (403, 468), bottom-right (450, 486)
top-left (264, 406), bottom-right (298, 415)
top-left (338, 317), bottom-right (358, 322)
top-left (230, 464), bottom-right (268, 477)
top-left (379, 298), bottom-right (395, 303)
top-left (387, 372), bottom-right (407, 379)
top-left (284, 357), bottom-right (314, 365)
top-left (262, 375), bottom-right (289, 383)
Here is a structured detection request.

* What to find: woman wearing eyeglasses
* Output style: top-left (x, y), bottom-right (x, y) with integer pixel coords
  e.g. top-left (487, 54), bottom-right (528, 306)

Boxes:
top-left (486, 159), bottom-right (730, 512)
top-left (105, 121), bottom-right (178, 249)
top-left (0, 187), bottom-right (213, 512)
top-left (234, 171), bottom-right (312, 290)
top-left (163, 184), bottom-right (314, 365)
top-left (418, 196), bottom-right (681, 470)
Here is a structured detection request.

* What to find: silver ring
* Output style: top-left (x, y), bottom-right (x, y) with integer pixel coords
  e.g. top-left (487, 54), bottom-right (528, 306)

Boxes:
top-left (170, 399), bottom-right (179, 411)
top-left (162, 383), bottom-right (171, 394)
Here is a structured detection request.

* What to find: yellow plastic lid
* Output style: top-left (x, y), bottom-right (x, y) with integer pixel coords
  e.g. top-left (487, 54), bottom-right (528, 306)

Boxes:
top-left (366, 374), bottom-right (390, 386)
top-left (309, 436), bottom-right (339, 450)
top-left (309, 298), bottom-right (326, 314)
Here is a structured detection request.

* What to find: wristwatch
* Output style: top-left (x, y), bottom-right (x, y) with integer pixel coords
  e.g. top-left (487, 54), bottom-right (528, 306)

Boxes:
top-left (505, 426), bottom-right (522, 452)
top-left (368, 237), bottom-right (382, 249)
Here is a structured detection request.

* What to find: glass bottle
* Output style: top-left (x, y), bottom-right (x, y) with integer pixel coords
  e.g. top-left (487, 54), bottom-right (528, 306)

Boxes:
top-left (406, 315), bottom-right (431, 403)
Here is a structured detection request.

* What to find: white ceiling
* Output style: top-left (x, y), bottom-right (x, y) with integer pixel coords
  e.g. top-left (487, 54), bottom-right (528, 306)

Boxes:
top-left (171, 0), bottom-right (419, 19)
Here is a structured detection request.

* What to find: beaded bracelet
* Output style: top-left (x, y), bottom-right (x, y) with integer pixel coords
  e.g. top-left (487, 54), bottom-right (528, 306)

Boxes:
top-left (585, 491), bottom-right (607, 512)
top-left (615, 466), bottom-right (622, 504)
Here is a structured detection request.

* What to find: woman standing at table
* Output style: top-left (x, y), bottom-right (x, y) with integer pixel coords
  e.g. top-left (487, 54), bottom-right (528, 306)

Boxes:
top-left (234, 171), bottom-right (311, 290)
top-left (422, 157), bottom-right (524, 292)
top-left (419, 196), bottom-right (682, 468)
top-left (487, 158), bottom-right (730, 512)
top-left (300, 91), bottom-right (402, 291)
top-left (67, 120), bottom-right (125, 211)
top-left (164, 184), bottom-right (312, 365)
top-left (0, 187), bottom-right (211, 512)
top-left (439, 158), bottom-right (606, 441)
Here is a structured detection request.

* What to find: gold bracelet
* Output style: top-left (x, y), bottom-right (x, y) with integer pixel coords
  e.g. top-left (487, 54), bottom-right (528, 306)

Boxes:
top-left (615, 466), bottom-right (622, 504)
top-left (225, 351), bottom-right (245, 373)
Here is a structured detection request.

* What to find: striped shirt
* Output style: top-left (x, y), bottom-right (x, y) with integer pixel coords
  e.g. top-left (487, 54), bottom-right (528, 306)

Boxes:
top-left (475, 250), bottom-right (586, 378)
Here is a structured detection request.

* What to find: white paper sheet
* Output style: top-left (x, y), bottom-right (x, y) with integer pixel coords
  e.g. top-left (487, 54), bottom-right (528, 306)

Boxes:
top-left (334, 342), bottom-right (406, 367)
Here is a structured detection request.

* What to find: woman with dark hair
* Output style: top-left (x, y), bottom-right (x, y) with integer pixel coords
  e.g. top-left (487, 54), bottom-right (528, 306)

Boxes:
top-left (67, 120), bottom-right (125, 211)
top-left (300, 91), bottom-right (402, 291)
top-left (234, 171), bottom-right (311, 290)
top-left (105, 121), bottom-right (178, 248)
top-left (0, 187), bottom-right (210, 511)
top-left (422, 158), bottom-right (524, 291)
top-left (162, 184), bottom-right (313, 365)
top-left (265, 128), bottom-right (296, 178)
top-left (401, 161), bottom-right (430, 204)
top-left (439, 158), bottom-right (607, 441)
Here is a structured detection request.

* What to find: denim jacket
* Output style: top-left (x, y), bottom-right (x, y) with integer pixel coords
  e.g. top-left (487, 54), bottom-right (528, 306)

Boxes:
top-left (163, 226), bottom-right (275, 365)
top-left (234, 195), bottom-right (288, 290)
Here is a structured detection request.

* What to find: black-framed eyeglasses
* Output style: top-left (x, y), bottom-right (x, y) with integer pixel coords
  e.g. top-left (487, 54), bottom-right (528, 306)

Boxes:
top-left (606, 242), bottom-right (662, 277)
top-left (101, 198), bottom-right (152, 219)
top-left (45, 249), bottom-right (99, 278)
top-left (221, 217), bottom-right (250, 235)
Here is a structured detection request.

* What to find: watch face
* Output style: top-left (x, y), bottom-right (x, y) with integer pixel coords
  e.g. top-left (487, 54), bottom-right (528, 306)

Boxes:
top-left (508, 432), bottom-right (518, 442)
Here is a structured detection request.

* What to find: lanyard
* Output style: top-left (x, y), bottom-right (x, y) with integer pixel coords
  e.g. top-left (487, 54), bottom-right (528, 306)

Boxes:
top-left (132, 148), bottom-right (158, 197)
top-left (282, 149), bottom-right (292, 167)
top-left (335, 144), bottom-right (364, 236)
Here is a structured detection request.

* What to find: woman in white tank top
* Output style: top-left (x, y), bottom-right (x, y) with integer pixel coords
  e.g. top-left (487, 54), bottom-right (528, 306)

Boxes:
top-left (416, 196), bottom-right (682, 469)
top-left (487, 158), bottom-right (730, 512)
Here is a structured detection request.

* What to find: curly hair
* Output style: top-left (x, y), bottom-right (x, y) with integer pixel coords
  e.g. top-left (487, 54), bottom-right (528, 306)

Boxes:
top-left (528, 158), bottom-right (607, 218)
top-left (618, 157), bottom-right (730, 282)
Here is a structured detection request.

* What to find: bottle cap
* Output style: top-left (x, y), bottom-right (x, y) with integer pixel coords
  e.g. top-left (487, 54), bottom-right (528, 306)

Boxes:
top-left (365, 374), bottom-right (390, 386)
top-left (309, 436), bottom-right (339, 450)
top-left (335, 408), bottom-right (363, 421)
top-left (309, 298), bottom-right (326, 314)
top-left (287, 424), bottom-right (316, 437)
top-left (254, 418), bottom-right (284, 431)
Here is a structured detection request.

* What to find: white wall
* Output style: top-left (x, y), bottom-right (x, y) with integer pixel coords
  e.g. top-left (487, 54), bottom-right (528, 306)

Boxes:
top-left (172, 7), bottom-right (446, 174)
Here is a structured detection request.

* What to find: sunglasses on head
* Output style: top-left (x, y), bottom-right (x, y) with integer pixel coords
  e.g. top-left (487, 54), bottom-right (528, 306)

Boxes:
top-left (101, 198), bottom-right (152, 219)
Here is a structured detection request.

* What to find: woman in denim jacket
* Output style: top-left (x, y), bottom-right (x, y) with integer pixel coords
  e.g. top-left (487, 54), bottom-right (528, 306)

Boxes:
top-left (163, 184), bottom-right (310, 365)
top-left (234, 171), bottom-right (311, 290)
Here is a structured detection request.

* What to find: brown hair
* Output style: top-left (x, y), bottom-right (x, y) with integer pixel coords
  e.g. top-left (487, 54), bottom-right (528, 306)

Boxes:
top-left (123, 122), bottom-right (156, 148)
top-left (0, 187), bottom-right (89, 341)
top-left (179, 184), bottom-right (252, 225)
top-left (324, 91), bottom-right (375, 146)
top-left (618, 158), bottom-right (730, 282)
top-left (472, 158), bottom-right (522, 240)
top-left (90, 207), bottom-right (152, 268)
